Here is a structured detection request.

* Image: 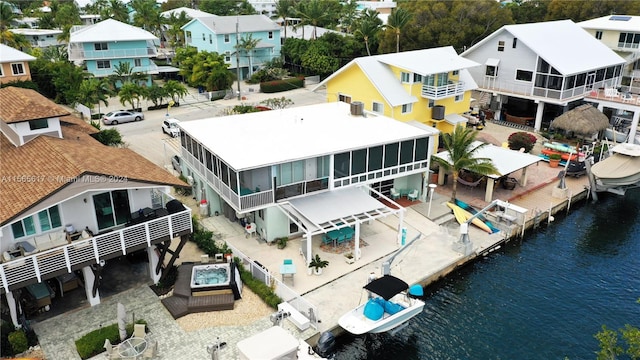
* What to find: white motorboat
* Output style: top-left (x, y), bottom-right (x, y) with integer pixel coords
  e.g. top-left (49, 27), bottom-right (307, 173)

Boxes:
top-left (603, 127), bottom-right (628, 143)
top-left (591, 143), bottom-right (640, 187)
top-left (338, 275), bottom-right (425, 335)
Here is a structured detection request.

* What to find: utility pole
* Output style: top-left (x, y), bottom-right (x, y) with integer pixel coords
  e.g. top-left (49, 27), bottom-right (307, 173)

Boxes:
top-left (235, 15), bottom-right (241, 100)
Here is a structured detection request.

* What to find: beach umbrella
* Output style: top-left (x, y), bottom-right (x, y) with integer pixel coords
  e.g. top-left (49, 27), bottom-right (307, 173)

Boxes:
top-left (550, 104), bottom-right (609, 135)
top-left (117, 302), bottom-right (127, 341)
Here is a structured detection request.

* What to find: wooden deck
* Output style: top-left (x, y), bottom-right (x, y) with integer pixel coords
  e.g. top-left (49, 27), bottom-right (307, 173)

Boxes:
top-left (160, 263), bottom-right (235, 319)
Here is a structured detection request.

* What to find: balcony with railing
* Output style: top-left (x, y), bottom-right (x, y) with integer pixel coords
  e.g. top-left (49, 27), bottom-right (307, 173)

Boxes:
top-left (68, 43), bottom-right (157, 62)
top-left (0, 208), bottom-right (192, 294)
top-left (421, 80), bottom-right (465, 100)
top-left (91, 63), bottom-right (159, 77)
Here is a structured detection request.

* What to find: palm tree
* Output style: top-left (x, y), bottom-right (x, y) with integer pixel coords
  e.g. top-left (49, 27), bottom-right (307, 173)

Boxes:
top-left (132, 0), bottom-right (163, 38)
top-left (165, 11), bottom-right (190, 48)
top-left (275, 0), bottom-right (297, 40)
top-left (78, 78), bottom-right (111, 116)
top-left (431, 125), bottom-right (499, 202)
top-left (163, 80), bottom-right (188, 104)
top-left (113, 62), bottom-right (134, 85)
top-left (118, 82), bottom-right (144, 110)
top-left (236, 34), bottom-right (260, 77)
top-left (295, 0), bottom-right (329, 40)
top-left (354, 18), bottom-right (381, 56)
top-left (386, 7), bottom-right (412, 53)
top-left (0, 3), bottom-right (18, 45)
top-left (102, 0), bottom-right (129, 23)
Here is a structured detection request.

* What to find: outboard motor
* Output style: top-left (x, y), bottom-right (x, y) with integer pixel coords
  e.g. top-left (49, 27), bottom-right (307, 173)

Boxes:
top-left (315, 331), bottom-right (336, 358)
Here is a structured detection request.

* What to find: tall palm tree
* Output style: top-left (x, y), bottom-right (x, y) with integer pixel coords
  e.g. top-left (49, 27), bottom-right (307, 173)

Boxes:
top-left (118, 82), bottom-right (144, 110)
top-left (431, 125), bottom-right (499, 202)
top-left (165, 11), bottom-right (190, 48)
top-left (275, 0), bottom-right (297, 40)
top-left (0, 3), bottom-right (18, 45)
top-left (386, 7), bottom-right (412, 53)
top-left (132, 0), bottom-right (163, 38)
top-left (78, 78), bottom-right (111, 116)
top-left (236, 34), bottom-right (260, 77)
top-left (354, 21), bottom-right (378, 56)
top-left (163, 80), bottom-right (188, 104)
top-left (102, 0), bottom-right (129, 23)
top-left (295, 0), bottom-right (329, 40)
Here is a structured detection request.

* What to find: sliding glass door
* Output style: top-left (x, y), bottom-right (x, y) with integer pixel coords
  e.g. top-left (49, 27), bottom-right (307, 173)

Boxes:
top-left (93, 190), bottom-right (131, 230)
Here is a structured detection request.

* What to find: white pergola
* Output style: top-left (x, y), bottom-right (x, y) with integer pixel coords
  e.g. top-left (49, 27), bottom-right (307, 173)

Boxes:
top-left (277, 186), bottom-right (405, 266)
top-left (433, 141), bottom-right (542, 202)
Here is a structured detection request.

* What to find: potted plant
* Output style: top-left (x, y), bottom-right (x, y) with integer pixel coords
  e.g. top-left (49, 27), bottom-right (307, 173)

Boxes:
top-left (344, 252), bottom-right (355, 264)
top-left (276, 237), bottom-right (288, 249)
top-left (308, 254), bottom-right (329, 275)
top-left (548, 153), bottom-right (562, 168)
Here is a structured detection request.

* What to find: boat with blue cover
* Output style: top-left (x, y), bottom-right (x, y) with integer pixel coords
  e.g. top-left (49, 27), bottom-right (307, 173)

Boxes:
top-left (338, 275), bottom-right (425, 335)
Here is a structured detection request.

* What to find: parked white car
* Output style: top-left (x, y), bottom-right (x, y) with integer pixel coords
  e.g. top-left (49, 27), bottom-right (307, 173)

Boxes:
top-left (102, 110), bottom-right (144, 125)
top-left (162, 118), bottom-right (181, 137)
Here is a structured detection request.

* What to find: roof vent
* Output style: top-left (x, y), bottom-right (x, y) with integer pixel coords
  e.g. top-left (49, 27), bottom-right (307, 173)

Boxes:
top-left (350, 101), bottom-right (364, 116)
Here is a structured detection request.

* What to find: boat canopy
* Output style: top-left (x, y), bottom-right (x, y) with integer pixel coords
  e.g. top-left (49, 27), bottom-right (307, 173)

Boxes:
top-left (364, 275), bottom-right (409, 300)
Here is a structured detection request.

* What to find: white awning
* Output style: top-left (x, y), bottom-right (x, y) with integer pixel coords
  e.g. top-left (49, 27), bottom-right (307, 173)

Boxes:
top-left (444, 113), bottom-right (468, 125)
top-left (485, 58), bottom-right (500, 67)
top-left (282, 186), bottom-right (402, 235)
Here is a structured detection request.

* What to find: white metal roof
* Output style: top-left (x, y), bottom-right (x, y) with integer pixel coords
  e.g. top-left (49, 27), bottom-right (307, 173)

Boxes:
top-left (433, 141), bottom-right (541, 179)
top-left (313, 47), bottom-right (480, 107)
top-left (282, 25), bottom-right (346, 40)
top-left (10, 28), bottom-right (62, 36)
top-left (179, 102), bottom-right (438, 171)
top-left (161, 7), bottom-right (213, 19)
top-left (0, 44), bottom-right (36, 63)
top-left (578, 15), bottom-right (640, 32)
top-left (69, 19), bottom-right (157, 43)
top-left (463, 20), bottom-right (625, 76)
top-left (237, 326), bottom-right (298, 360)
top-left (485, 58), bottom-right (500, 66)
top-left (288, 187), bottom-right (393, 230)
top-left (444, 113), bottom-right (467, 125)
top-left (186, 15), bottom-right (280, 34)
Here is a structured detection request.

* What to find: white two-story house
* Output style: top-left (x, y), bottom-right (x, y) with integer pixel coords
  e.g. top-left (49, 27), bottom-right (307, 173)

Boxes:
top-left (177, 102), bottom-right (439, 268)
top-left (579, 15), bottom-right (640, 93)
top-left (0, 87), bottom-right (191, 327)
top-left (461, 19), bottom-right (626, 131)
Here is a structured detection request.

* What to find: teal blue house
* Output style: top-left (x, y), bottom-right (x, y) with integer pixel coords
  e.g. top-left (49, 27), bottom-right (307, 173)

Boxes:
top-left (68, 19), bottom-right (159, 85)
top-left (181, 14), bottom-right (281, 80)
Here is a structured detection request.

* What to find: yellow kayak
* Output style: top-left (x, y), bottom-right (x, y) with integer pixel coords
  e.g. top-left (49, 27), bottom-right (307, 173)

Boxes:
top-left (446, 202), bottom-right (492, 234)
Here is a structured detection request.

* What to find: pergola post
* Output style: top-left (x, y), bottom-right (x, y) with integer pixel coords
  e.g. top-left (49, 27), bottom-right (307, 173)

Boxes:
top-left (485, 178), bottom-right (496, 202)
top-left (354, 224), bottom-right (361, 261)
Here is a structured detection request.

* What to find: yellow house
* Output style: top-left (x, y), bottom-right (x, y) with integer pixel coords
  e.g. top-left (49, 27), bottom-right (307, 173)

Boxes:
top-left (313, 47), bottom-right (481, 135)
top-left (0, 44), bottom-right (36, 85)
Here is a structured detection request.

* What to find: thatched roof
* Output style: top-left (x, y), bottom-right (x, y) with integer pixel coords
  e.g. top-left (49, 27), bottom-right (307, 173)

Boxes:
top-left (550, 104), bottom-right (609, 135)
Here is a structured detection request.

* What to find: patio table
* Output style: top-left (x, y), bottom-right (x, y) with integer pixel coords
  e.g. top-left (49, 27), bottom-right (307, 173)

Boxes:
top-left (118, 337), bottom-right (147, 359)
top-left (279, 263), bottom-right (296, 286)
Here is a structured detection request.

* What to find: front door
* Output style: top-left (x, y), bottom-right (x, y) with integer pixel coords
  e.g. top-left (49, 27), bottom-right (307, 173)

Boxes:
top-left (585, 72), bottom-right (596, 91)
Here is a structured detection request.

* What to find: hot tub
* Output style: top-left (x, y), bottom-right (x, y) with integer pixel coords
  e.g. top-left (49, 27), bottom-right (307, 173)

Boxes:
top-left (191, 263), bottom-right (231, 289)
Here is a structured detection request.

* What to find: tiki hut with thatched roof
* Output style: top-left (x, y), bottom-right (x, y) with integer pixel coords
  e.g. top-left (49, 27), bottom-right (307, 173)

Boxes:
top-left (550, 104), bottom-right (610, 136)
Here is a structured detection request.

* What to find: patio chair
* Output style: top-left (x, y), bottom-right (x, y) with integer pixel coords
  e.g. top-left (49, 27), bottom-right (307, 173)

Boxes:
top-left (390, 188), bottom-right (401, 200)
top-left (143, 340), bottom-right (158, 359)
top-left (133, 323), bottom-right (146, 339)
top-left (104, 339), bottom-right (121, 359)
top-left (407, 189), bottom-right (419, 201)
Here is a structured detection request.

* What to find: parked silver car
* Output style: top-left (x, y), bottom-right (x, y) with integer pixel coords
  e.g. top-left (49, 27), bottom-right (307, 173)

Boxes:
top-left (102, 110), bottom-right (144, 125)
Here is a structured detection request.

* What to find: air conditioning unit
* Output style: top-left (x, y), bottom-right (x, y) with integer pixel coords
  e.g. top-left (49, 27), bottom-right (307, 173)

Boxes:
top-left (432, 105), bottom-right (445, 120)
top-left (350, 101), bottom-right (364, 116)
top-left (186, 176), bottom-right (194, 185)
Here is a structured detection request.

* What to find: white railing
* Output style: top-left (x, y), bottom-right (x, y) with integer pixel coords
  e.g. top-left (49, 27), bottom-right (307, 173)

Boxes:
top-left (0, 208), bottom-right (192, 293)
top-left (68, 47), bottom-right (157, 61)
top-left (226, 242), bottom-right (319, 330)
top-left (421, 81), bottom-right (465, 99)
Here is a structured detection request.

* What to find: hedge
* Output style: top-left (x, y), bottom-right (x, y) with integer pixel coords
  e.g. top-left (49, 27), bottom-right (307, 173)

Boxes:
top-left (8, 330), bottom-right (28, 354)
top-left (75, 320), bottom-right (147, 360)
top-left (259, 77), bottom-right (304, 93)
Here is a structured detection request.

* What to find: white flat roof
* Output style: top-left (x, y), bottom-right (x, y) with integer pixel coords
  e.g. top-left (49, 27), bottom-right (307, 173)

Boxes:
top-left (70, 19), bottom-right (157, 43)
top-left (237, 326), bottom-right (298, 360)
top-left (434, 141), bottom-right (541, 179)
top-left (10, 28), bottom-right (62, 36)
top-left (180, 102), bottom-right (438, 170)
top-left (579, 15), bottom-right (640, 32)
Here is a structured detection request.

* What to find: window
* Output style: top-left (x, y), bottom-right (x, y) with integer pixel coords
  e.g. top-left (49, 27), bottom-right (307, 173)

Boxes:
top-left (94, 42), bottom-right (108, 51)
top-left (209, 34), bottom-right (212, 44)
top-left (428, 99), bottom-right (435, 108)
top-left (351, 149), bottom-right (367, 175)
top-left (38, 206), bottom-right (61, 232)
top-left (268, 31), bottom-right (273, 39)
top-left (401, 72), bottom-right (411, 83)
top-left (595, 31), bottom-right (603, 40)
top-left (485, 65), bottom-right (497, 76)
top-left (400, 140), bottom-right (414, 165)
top-left (516, 70), bottom-right (533, 81)
top-left (618, 32), bottom-right (640, 48)
top-left (512, 38), bottom-right (517, 48)
top-left (452, 70), bottom-right (459, 76)
top-left (384, 143), bottom-right (399, 167)
top-left (372, 102), bottom-right (383, 114)
top-left (29, 119), bottom-right (48, 130)
top-left (202, 33), bottom-right (205, 41)
top-left (455, 94), bottom-right (463, 102)
top-left (334, 152), bottom-right (350, 178)
top-left (97, 60), bottom-right (111, 69)
top-left (225, 51), bottom-right (231, 62)
top-left (134, 58), bottom-right (141, 67)
top-left (368, 145), bottom-right (383, 171)
top-left (224, 34), bottom-right (230, 43)
top-left (401, 103), bottom-right (413, 114)
top-left (413, 73), bottom-right (422, 83)
top-left (338, 94), bottom-right (351, 103)
top-left (11, 217), bottom-right (35, 238)
top-left (11, 63), bottom-right (25, 75)
top-left (498, 40), bottom-right (505, 51)
top-left (414, 137), bottom-right (428, 161)
top-left (0, 65), bottom-right (3, 76)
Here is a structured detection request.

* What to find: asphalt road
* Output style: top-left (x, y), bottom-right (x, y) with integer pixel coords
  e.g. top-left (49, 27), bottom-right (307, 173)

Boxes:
top-left (109, 85), bottom-right (327, 170)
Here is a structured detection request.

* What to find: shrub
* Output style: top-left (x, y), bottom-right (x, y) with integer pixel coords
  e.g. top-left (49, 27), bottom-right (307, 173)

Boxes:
top-left (8, 330), bottom-right (28, 354)
top-left (259, 77), bottom-right (304, 93)
top-left (549, 153), bottom-right (562, 160)
top-left (190, 216), bottom-right (230, 256)
top-left (507, 131), bottom-right (537, 153)
top-left (236, 260), bottom-right (282, 308)
top-left (75, 320), bottom-right (146, 360)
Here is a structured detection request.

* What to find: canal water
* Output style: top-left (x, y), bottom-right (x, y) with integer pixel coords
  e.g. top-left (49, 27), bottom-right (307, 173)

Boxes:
top-left (333, 191), bottom-right (640, 359)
